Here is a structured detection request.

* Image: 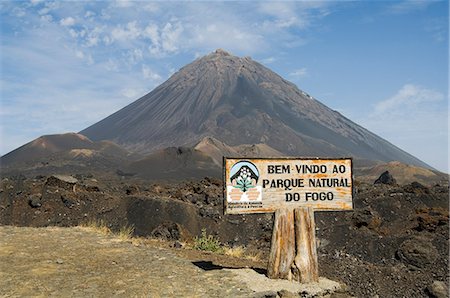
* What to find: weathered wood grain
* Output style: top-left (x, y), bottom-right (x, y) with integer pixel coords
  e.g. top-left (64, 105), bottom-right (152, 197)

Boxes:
top-left (293, 207), bottom-right (319, 283)
top-left (267, 209), bottom-right (296, 280)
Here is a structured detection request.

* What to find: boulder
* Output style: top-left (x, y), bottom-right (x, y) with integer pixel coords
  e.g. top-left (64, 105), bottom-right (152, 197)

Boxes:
top-left (28, 194), bottom-right (42, 208)
top-left (151, 222), bottom-right (185, 241)
top-left (426, 281), bottom-right (448, 298)
top-left (396, 237), bottom-right (438, 269)
top-left (45, 175), bottom-right (77, 191)
top-left (404, 182), bottom-right (430, 194)
top-left (351, 208), bottom-right (381, 230)
top-left (374, 171), bottom-right (396, 185)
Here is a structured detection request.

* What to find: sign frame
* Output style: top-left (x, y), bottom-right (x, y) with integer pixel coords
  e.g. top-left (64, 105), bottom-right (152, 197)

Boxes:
top-left (223, 156), bottom-right (354, 215)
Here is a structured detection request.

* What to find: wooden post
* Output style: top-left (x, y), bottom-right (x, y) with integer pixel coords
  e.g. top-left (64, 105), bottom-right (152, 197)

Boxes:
top-left (293, 207), bottom-right (318, 283)
top-left (267, 208), bottom-right (295, 280)
top-left (267, 207), bottom-right (319, 283)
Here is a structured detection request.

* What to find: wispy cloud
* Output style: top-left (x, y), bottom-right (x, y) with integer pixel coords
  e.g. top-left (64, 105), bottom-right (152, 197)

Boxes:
top-left (289, 67), bottom-right (308, 78)
top-left (60, 16), bottom-right (75, 27)
top-left (424, 17), bottom-right (447, 43)
top-left (374, 84), bottom-right (444, 114)
top-left (358, 84), bottom-right (447, 171)
top-left (386, 0), bottom-right (432, 14)
top-left (261, 56), bottom-right (276, 65)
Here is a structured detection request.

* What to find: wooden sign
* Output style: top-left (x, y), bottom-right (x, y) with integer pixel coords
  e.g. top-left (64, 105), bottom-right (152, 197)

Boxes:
top-left (224, 158), bottom-right (353, 214)
top-left (223, 157), bottom-right (353, 284)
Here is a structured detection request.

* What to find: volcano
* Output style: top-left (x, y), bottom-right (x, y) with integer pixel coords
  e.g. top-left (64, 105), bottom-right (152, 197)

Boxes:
top-left (80, 49), bottom-right (429, 169)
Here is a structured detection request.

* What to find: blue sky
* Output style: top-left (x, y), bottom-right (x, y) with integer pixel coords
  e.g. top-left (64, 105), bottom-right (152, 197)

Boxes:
top-left (1, 1), bottom-right (448, 172)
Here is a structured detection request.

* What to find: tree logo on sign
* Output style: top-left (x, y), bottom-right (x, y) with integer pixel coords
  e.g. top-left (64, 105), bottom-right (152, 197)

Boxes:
top-left (228, 161), bottom-right (262, 201)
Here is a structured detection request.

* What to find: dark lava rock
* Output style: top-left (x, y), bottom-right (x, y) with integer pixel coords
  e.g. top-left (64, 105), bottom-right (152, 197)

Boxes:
top-left (199, 206), bottom-right (221, 220)
top-left (84, 185), bottom-right (100, 192)
top-left (125, 185), bottom-right (139, 195)
top-left (404, 181), bottom-right (430, 194)
top-left (396, 236), bottom-right (439, 269)
top-left (150, 222), bottom-right (183, 241)
top-left (374, 171), bottom-right (396, 185)
top-left (173, 241), bottom-right (184, 248)
top-left (60, 195), bottom-right (75, 208)
top-left (254, 291), bottom-right (278, 298)
top-left (414, 207), bottom-right (449, 232)
top-left (28, 195), bottom-right (42, 208)
top-left (425, 281), bottom-right (448, 298)
top-left (45, 175), bottom-right (77, 192)
top-left (351, 208), bottom-right (381, 230)
top-left (277, 289), bottom-right (297, 298)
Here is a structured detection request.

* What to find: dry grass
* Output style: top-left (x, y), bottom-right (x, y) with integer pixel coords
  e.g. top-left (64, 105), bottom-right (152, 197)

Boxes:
top-left (79, 219), bottom-right (111, 235)
top-left (223, 245), bottom-right (245, 258)
top-left (223, 245), bottom-right (262, 262)
top-left (244, 250), bottom-right (262, 262)
top-left (79, 220), bottom-right (134, 241)
top-left (117, 224), bottom-right (135, 241)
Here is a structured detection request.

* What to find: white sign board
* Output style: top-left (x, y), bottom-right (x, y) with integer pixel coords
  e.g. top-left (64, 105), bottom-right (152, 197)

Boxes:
top-left (224, 158), bottom-right (353, 214)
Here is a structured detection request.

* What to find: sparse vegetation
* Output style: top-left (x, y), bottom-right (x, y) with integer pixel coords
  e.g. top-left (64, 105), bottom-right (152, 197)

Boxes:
top-left (193, 230), bottom-right (261, 261)
top-left (193, 228), bottom-right (223, 253)
top-left (117, 224), bottom-right (135, 240)
top-left (223, 245), bottom-right (245, 258)
top-left (244, 250), bottom-right (262, 262)
top-left (79, 220), bottom-right (134, 241)
top-left (79, 219), bottom-right (111, 235)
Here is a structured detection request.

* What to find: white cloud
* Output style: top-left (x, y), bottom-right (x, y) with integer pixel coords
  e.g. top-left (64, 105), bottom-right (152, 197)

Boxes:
top-left (425, 18), bottom-right (447, 43)
top-left (115, 0), bottom-right (134, 8)
top-left (386, 0), bottom-right (432, 14)
top-left (40, 14), bottom-right (53, 22)
top-left (30, 0), bottom-right (44, 5)
top-left (127, 48), bottom-right (143, 64)
top-left (259, 1), bottom-right (329, 30)
top-left (146, 22), bottom-right (184, 56)
top-left (121, 88), bottom-right (146, 99)
top-left (142, 65), bottom-right (161, 81)
top-left (261, 57), bottom-right (276, 64)
top-left (85, 11), bottom-right (95, 19)
top-left (358, 84), bottom-right (447, 171)
top-left (187, 21), bottom-right (264, 54)
top-left (60, 17), bottom-right (75, 27)
top-left (0, 20), bottom-right (160, 155)
top-left (160, 22), bottom-right (183, 52)
top-left (289, 67), bottom-right (308, 77)
top-left (111, 21), bottom-right (141, 42)
top-left (37, 1), bottom-right (59, 16)
top-left (75, 50), bottom-right (84, 59)
top-left (374, 84), bottom-right (444, 114)
top-left (12, 7), bottom-right (26, 17)
top-left (143, 3), bottom-right (159, 13)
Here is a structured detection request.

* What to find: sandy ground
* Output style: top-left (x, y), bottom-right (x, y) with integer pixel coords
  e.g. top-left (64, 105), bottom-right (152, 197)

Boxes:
top-left (0, 226), bottom-right (345, 297)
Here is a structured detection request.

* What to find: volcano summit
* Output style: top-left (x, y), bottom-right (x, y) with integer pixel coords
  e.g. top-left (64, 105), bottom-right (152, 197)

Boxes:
top-left (81, 49), bottom-right (426, 168)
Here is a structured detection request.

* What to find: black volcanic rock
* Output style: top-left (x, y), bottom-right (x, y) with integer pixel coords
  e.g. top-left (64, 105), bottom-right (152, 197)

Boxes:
top-left (374, 171), bottom-right (396, 185)
top-left (80, 49), bottom-right (430, 168)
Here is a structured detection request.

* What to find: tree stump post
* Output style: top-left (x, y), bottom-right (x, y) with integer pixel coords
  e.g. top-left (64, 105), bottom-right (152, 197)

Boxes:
top-left (267, 207), bottom-right (319, 283)
top-left (293, 207), bottom-right (318, 283)
top-left (267, 208), bottom-right (295, 280)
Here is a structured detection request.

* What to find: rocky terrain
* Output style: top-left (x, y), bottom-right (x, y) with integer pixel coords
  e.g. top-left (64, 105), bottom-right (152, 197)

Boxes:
top-left (0, 172), bottom-right (448, 297)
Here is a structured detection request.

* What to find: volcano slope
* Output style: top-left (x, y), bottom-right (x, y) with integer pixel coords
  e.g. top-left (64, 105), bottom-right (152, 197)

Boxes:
top-left (81, 49), bottom-right (429, 169)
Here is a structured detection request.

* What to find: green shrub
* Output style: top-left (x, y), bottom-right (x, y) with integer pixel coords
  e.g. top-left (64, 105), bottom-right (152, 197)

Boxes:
top-left (193, 228), bottom-right (222, 252)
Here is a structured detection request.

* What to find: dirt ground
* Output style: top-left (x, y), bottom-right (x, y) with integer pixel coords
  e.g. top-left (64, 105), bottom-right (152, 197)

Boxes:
top-left (0, 226), bottom-right (346, 298)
